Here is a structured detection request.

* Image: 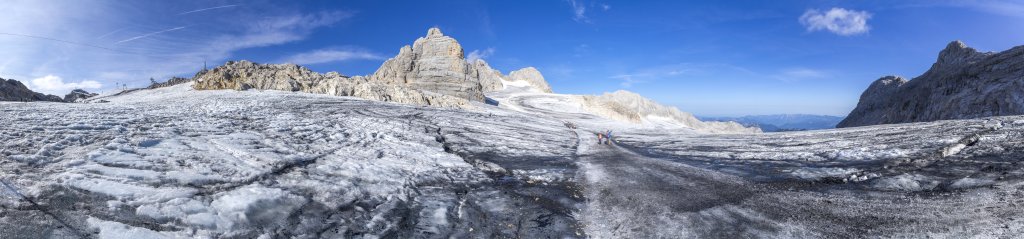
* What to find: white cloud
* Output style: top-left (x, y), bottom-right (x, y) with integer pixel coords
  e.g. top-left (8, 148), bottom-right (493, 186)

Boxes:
top-left (0, 1), bottom-right (356, 91)
top-left (466, 48), bottom-right (496, 62)
top-left (280, 48), bottom-right (384, 65)
top-left (29, 75), bottom-right (102, 95)
top-left (799, 8), bottom-right (872, 36)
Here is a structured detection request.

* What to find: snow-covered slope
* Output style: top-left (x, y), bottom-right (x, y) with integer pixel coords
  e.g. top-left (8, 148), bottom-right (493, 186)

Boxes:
top-left (486, 87), bottom-right (758, 134)
top-left (0, 83), bottom-right (584, 238)
top-left (578, 90), bottom-right (759, 133)
top-left (4, 77), bottom-right (1024, 238)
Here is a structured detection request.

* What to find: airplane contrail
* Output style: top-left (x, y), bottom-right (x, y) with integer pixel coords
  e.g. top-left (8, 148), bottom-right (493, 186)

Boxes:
top-left (0, 32), bottom-right (118, 51)
top-left (177, 4), bottom-right (239, 15)
top-left (114, 26), bottom-right (186, 45)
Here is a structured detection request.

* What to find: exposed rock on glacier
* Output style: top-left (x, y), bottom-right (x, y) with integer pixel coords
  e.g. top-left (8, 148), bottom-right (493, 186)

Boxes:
top-left (0, 78), bottom-right (63, 102)
top-left (192, 60), bottom-right (471, 108)
top-left (507, 67), bottom-right (553, 93)
top-left (371, 27), bottom-right (485, 101)
top-left (471, 59), bottom-right (506, 92)
top-left (190, 27), bottom-right (562, 108)
top-left (147, 77), bottom-right (193, 89)
top-left (62, 89), bottom-right (98, 103)
top-left (838, 41), bottom-right (1024, 127)
top-left (579, 90), bottom-right (760, 133)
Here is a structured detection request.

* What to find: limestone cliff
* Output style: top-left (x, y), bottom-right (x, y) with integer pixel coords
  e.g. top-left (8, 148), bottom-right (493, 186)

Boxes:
top-left (193, 60), bottom-right (470, 108)
top-left (371, 28), bottom-right (485, 101)
top-left (838, 41), bottom-right (1024, 127)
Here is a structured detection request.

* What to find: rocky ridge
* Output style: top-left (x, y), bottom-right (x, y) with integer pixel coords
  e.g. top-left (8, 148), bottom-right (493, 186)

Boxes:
top-left (148, 77), bottom-right (193, 89)
top-left (838, 41), bottom-right (1024, 127)
top-left (193, 28), bottom-right (555, 108)
top-left (62, 89), bottom-right (98, 103)
top-left (192, 60), bottom-right (472, 108)
top-left (0, 78), bottom-right (64, 102)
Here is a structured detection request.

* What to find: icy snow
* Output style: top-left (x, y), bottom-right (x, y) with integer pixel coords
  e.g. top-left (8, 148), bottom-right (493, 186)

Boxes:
top-left (2, 82), bottom-right (1023, 238)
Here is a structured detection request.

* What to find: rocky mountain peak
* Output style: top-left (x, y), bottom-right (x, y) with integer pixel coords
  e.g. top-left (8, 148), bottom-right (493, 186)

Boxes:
top-left (372, 27), bottom-right (482, 101)
top-left (507, 67), bottom-right (553, 93)
top-left (413, 28), bottom-right (464, 60)
top-left (935, 40), bottom-right (985, 67)
top-left (0, 77), bottom-right (64, 102)
top-left (426, 27), bottom-right (444, 38)
top-left (867, 75), bottom-right (908, 92)
top-left (838, 41), bottom-right (1024, 128)
top-left (63, 89), bottom-right (98, 103)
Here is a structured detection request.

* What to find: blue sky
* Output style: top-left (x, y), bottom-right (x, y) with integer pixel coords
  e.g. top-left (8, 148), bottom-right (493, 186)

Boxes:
top-left (2, 0), bottom-right (1022, 116)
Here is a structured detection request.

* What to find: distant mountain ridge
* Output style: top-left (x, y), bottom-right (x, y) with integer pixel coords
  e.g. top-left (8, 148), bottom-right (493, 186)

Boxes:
top-left (193, 28), bottom-right (551, 108)
top-left (838, 41), bottom-right (1024, 128)
top-left (0, 78), bottom-right (64, 102)
top-left (1, 77), bottom-right (101, 103)
top-left (700, 114), bottom-right (844, 132)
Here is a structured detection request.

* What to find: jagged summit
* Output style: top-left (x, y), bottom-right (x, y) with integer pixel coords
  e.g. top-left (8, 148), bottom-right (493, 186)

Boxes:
top-left (426, 27), bottom-right (444, 37)
top-left (191, 27), bottom-right (560, 108)
top-left (935, 40), bottom-right (988, 67)
top-left (838, 41), bottom-right (1024, 127)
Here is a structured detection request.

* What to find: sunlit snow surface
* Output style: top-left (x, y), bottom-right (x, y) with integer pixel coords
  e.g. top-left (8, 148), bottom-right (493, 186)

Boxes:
top-left (1, 83), bottom-right (582, 238)
top-left (2, 83), bottom-right (1023, 238)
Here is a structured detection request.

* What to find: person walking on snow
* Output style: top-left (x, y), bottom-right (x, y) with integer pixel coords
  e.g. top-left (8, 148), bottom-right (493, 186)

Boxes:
top-left (605, 130), bottom-right (613, 145)
top-left (597, 132), bottom-right (604, 145)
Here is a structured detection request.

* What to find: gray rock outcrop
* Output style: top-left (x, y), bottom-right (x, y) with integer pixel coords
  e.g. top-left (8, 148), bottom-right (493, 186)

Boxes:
top-left (370, 28), bottom-right (485, 101)
top-left (471, 59), bottom-right (506, 92)
top-left (193, 60), bottom-right (471, 108)
top-left (192, 27), bottom-right (559, 108)
top-left (63, 89), bottom-right (98, 102)
top-left (838, 41), bottom-right (1024, 127)
top-left (508, 67), bottom-right (553, 93)
top-left (148, 77), bottom-right (193, 89)
top-left (0, 78), bottom-right (64, 102)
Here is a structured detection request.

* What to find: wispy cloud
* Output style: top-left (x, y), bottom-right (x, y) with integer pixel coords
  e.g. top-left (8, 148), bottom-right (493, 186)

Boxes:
top-left (611, 74), bottom-right (642, 88)
top-left (177, 4), bottom-right (240, 15)
top-left (0, 1), bottom-right (358, 92)
top-left (799, 8), bottom-right (872, 36)
top-left (279, 48), bottom-right (384, 65)
top-left (568, 0), bottom-right (589, 23)
top-left (29, 75), bottom-right (102, 95)
top-left (114, 26), bottom-right (186, 44)
top-left (772, 68), bottom-right (829, 82)
top-left (466, 48), bottom-right (495, 62)
top-left (569, 0), bottom-right (606, 23)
